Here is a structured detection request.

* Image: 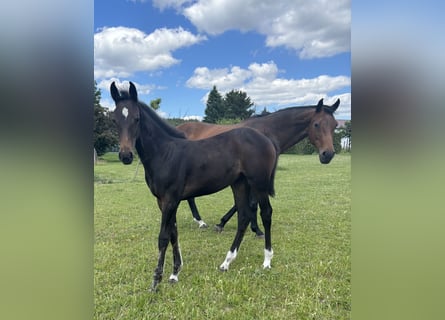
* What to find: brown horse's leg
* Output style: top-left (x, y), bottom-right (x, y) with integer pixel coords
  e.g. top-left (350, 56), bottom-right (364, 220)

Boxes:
top-left (220, 179), bottom-right (252, 271)
top-left (187, 198), bottom-right (208, 228)
top-left (248, 199), bottom-right (264, 238)
top-left (258, 195), bottom-right (273, 268)
top-left (151, 198), bottom-right (179, 292)
top-left (215, 205), bottom-right (237, 232)
top-left (215, 203), bottom-right (264, 237)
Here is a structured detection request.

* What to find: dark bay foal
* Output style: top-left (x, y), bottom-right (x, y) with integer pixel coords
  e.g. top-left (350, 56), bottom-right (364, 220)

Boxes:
top-left (110, 82), bottom-right (278, 291)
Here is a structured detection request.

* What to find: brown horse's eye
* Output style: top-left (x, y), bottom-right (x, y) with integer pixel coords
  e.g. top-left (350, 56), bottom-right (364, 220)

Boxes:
top-left (314, 123), bottom-right (319, 128)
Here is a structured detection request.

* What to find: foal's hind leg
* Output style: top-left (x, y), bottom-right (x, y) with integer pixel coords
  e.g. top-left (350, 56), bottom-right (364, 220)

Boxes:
top-left (220, 179), bottom-right (253, 271)
top-left (168, 216), bottom-right (183, 283)
top-left (257, 195), bottom-right (273, 269)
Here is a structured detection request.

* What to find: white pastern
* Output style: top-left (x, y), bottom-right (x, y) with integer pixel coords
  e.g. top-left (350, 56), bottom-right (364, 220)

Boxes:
top-left (168, 274), bottom-right (179, 282)
top-left (219, 249), bottom-right (238, 271)
top-left (169, 245), bottom-right (183, 283)
top-left (122, 107), bottom-right (128, 119)
top-left (262, 248), bottom-right (274, 269)
top-left (193, 218), bottom-right (208, 228)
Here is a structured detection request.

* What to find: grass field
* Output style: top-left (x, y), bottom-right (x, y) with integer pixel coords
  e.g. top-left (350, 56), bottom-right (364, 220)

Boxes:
top-left (94, 153), bottom-right (351, 319)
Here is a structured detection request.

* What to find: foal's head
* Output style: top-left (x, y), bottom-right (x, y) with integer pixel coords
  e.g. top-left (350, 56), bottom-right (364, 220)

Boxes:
top-left (307, 99), bottom-right (340, 164)
top-left (110, 81), bottom-right (140, 165)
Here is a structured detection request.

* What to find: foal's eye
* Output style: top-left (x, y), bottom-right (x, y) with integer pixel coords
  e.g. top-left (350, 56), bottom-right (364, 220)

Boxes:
top-left (314, 123), bottom-right (320, 128)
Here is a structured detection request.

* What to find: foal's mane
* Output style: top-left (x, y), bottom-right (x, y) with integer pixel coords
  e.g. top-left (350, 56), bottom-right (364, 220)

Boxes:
top-left (116, 88), bottom-right (186, 139)
top-left (137, 100), bottom-right (186, 139)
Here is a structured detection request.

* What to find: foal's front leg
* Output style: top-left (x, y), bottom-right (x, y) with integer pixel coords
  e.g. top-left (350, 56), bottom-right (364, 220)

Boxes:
top-left (151, 199), bottom-right (179, 292)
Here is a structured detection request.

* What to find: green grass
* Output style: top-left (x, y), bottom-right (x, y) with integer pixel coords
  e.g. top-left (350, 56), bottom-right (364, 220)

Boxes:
top-left (94, 154), bottom-right (351, 319)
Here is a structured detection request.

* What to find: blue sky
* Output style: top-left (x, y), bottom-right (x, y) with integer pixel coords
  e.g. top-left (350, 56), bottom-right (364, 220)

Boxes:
top-left (95, 0), bottom-right (350, 120)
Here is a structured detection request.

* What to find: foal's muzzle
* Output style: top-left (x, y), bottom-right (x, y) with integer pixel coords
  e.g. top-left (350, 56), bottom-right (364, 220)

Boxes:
top-left (319, 150), bottom-right (335, 164)
top-left (119, 151), bottom-right (134, 165)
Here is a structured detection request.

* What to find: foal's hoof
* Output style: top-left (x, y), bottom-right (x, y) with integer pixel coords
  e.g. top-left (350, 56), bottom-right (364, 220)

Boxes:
top-left (168, 274), bottom-right (179, 283)
top-left (149, 282), bottom-right (160, 293)
top-left (194, 219), bottom-right (208, 228)
top-left (214, 225), bottom-right (224, 233)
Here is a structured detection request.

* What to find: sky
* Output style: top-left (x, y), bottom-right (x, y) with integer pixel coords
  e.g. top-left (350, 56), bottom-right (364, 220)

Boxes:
top-left (94, 0), bottom-right (351, 120)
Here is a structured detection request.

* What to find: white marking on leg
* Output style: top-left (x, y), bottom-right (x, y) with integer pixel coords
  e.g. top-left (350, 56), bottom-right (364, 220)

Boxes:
top-left (220, 249), bottom-right (237, 271)
top-left (178, 245), bottom-right (183, 269)
top-left (262, 248), bottom-right (273, 269)
top-left (193, 218), bottom-right (208, 228)
top-left (169, 244), bottom-right (183, 282)
top-left (122, 107), bottom-right (128, 119)
top-left (168, 274), bottom-right (179, 282)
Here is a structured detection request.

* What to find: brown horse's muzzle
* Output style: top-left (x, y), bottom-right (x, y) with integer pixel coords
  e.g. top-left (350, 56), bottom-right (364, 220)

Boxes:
top-left (319, 150), bottom-right (335, 164)
top-left (119, 151), bottom-right (134, 165)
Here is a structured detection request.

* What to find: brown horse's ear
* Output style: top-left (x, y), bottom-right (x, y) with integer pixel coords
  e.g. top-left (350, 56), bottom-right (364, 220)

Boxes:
top-left (331, 98), bottom-right (340, 111)
top-left (110, 81), bottom-right (120, 102)
top-left (316, 98), bottom-right (324, 112)
top-left (129, 81), bottom-right (138, 101)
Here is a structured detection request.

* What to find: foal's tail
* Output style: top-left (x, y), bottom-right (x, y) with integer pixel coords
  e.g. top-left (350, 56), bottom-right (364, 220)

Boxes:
top-left (268, 150), bottom-right (279, 197)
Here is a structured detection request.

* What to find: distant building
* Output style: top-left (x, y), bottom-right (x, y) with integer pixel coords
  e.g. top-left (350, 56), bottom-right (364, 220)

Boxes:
top-left (336, 119), bottom-right (351, 151)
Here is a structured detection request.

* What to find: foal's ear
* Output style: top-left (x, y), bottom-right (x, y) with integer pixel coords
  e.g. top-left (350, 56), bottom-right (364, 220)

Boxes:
top-left (110, 81), bottom-right (120, 102)
top-left (316, 98), bottom-right (324, 112)
top-left (129, 81), bottom-right (138, 101)
top-left (331, 98), bottom-right (340, 111)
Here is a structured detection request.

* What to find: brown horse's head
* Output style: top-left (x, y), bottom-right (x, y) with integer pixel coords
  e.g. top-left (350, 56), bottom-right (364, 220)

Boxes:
top-left (110, 81), bottom-right (140, 165)
top-left (307, 99), bottom-right (340, 164)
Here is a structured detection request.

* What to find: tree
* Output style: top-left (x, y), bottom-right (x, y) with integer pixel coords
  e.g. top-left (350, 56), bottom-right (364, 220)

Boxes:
top-left (94, 81), bottom-right (118, 156)
top-left (150, 98), bottom-right (162, 111)
top-left (223, 89), bottom-right (254, 120)
top-left (204, 86), bottom-right (255, 123)
top-left (204, 86), bottom-right (224, 123)
top-left (260, 107), bottom-right (270, 116)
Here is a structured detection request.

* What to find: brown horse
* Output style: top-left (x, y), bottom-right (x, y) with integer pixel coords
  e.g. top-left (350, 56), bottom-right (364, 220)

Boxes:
top-left (177, 99), bottom-right (340, 234)
top-left (110, 82), bottom-right (278, 291)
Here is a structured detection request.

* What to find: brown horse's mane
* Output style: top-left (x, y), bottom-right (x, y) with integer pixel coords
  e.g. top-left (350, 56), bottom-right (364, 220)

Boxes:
top-left (245, 104), bottom-right (335, 122)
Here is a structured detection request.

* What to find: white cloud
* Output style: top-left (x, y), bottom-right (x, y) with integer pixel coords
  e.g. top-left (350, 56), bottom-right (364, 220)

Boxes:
top-left (182, 115), bottom-right (203, 121)
top-left (186, 61), bottom-right (350, 117)
top-left (152, 0), bottom-right (192, 11)
top-left (94, 26), bottom-right (206, 79)
top-left (331, 93), bottom-right (351, 119)
top-left (154, 0), bottom-right (350, 59)
top-left (185, 66), bottom-right (252, 89)
top-left (97, 78), bottom-right (156, 95)
top-left (97, 78), bottom-right (162, 110)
